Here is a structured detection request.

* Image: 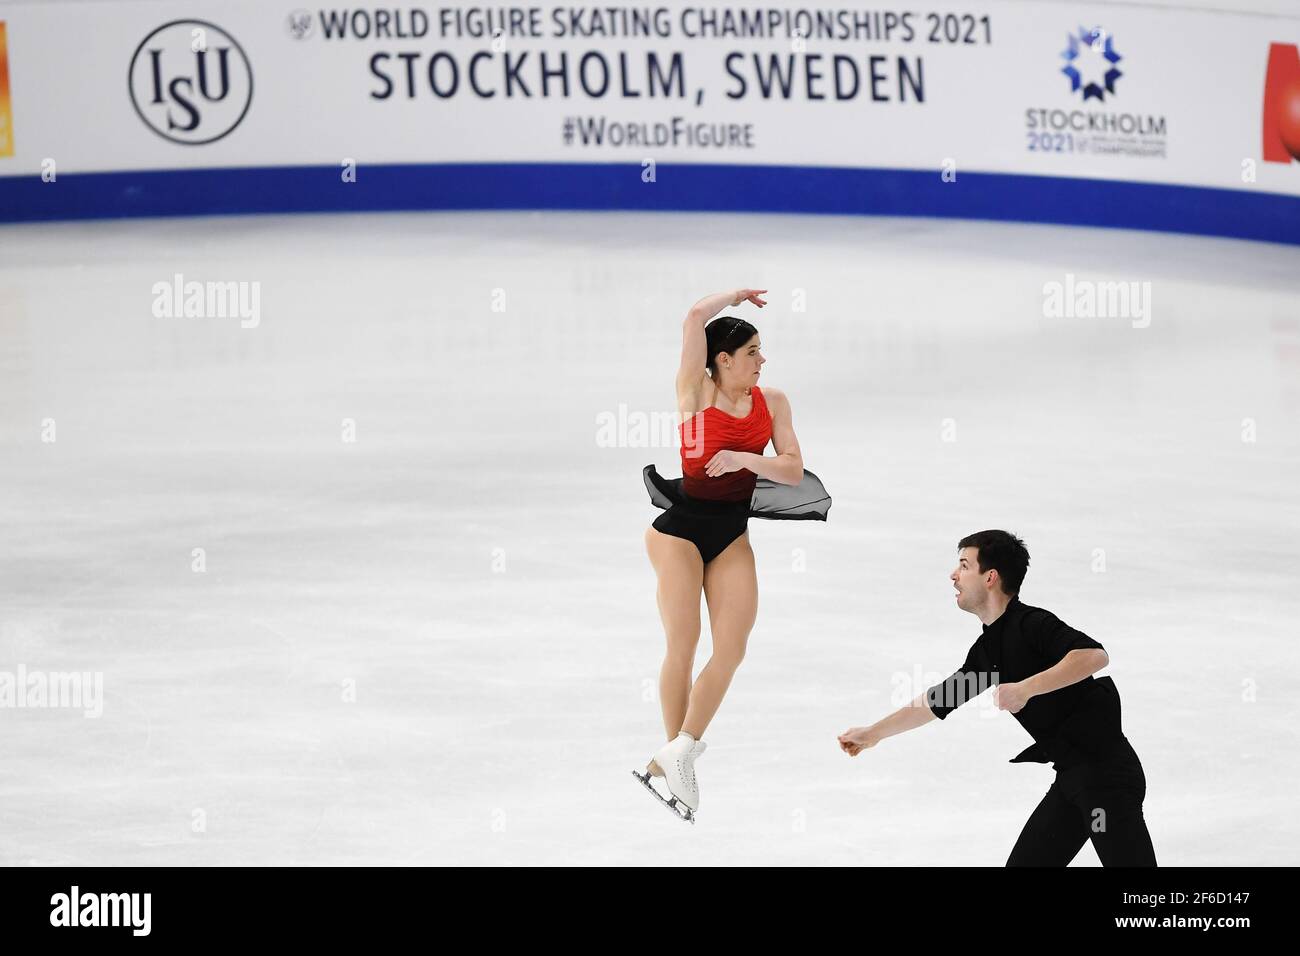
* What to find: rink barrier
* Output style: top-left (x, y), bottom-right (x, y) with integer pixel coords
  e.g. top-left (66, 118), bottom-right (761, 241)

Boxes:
top-left (1, 163), bottom-right (1297, 245)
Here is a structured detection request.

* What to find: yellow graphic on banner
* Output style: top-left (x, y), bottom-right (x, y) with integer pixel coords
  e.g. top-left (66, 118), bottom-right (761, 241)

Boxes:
top-left (0, 23), bottom-right (12, 157)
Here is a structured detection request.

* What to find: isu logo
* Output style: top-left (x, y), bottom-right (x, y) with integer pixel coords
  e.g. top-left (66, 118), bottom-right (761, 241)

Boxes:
top-left (128, 19), bottom-right (253, 145)
top-left (1263, 43), bottom-right (1300, 163)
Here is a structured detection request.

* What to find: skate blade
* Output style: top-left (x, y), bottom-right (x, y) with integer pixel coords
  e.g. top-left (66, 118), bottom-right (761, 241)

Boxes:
top-left (630, 770), bottom-right (696, 824)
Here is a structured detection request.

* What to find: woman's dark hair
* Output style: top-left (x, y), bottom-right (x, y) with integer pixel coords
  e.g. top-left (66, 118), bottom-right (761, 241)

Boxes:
top-left (704, 316), bottom-right (759, 376)
top-left (957, 530), bottom-right (1030, 596)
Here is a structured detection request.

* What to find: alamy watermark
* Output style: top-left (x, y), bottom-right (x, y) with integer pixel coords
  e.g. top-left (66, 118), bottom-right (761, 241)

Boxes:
top-left (1042, 273), bottom-right (1151, 328)
top-left (0, 664), bottom-right (103, 717)
top-left (151, 272), bottom-right (261, 328)
top-left (50, 886), bottom-right (150, 936)
top-left (595, 404), bottom-right (709, 456)
top-left (894, 665), bottom-right (1001, 718)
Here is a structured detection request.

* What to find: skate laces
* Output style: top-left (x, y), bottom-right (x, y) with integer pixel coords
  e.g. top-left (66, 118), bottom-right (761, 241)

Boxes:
top-left (676, 747), bottom-right (703, 789)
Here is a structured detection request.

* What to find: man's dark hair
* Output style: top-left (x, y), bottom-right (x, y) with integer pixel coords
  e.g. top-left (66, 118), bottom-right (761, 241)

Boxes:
top-left (957, 530), bottom-right (1030, 596)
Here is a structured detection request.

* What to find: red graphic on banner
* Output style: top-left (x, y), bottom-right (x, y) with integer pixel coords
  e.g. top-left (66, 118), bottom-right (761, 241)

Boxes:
top-left (1263, 43), bottom-right (1300, 163)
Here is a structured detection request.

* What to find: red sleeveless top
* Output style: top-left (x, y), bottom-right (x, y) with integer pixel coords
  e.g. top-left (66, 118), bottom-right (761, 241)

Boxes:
top-left (680, 385), bottom-right (773, 502)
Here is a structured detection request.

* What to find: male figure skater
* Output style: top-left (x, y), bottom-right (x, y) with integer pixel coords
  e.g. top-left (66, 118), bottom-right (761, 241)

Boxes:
top-left (838, 530), bottom-right (1157, 866)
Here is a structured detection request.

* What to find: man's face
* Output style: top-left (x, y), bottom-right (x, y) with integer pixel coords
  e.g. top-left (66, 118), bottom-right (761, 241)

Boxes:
top-left (951, 546), bottom-right (993, 612)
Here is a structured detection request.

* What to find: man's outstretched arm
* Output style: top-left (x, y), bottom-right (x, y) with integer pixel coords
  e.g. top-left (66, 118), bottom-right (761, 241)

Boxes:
top-left (838, 692), bottom-right (938, 756)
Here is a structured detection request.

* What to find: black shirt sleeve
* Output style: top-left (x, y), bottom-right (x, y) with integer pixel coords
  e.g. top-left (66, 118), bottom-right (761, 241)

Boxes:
top-left (925, 638), bottom-right (992, 720)
top-left (1023, 608), bottom-right (1105, 669)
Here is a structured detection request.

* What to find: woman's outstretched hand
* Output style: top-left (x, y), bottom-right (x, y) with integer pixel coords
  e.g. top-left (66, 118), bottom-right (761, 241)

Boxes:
top-left (731, 288), bottom-right (768, 308)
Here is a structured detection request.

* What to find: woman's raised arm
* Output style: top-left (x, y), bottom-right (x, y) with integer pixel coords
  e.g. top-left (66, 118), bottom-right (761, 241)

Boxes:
top-left (676, 289), bottom-right (767, 393)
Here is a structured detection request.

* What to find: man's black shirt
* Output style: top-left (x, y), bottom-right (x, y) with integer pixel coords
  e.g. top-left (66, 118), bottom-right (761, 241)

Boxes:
top-left (924, 596), bottom-right (1128, 769)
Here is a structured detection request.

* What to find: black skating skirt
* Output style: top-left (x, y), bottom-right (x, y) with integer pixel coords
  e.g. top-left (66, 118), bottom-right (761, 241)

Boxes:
top-left (644, 464), bottom-right (832, 564)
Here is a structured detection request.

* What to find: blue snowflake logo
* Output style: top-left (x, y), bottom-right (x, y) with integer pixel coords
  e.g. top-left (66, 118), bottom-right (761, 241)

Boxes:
top-left (1061, 27), bottom-right (1122, 101)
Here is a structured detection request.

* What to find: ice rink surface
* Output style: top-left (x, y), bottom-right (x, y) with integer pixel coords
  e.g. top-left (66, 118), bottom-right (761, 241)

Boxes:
top-left (0, 209), bottom-right (1297, 865)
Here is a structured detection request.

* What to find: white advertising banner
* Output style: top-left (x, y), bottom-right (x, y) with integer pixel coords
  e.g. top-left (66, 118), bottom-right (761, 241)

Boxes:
top-left (0, 1), bottom-right (1298, 229)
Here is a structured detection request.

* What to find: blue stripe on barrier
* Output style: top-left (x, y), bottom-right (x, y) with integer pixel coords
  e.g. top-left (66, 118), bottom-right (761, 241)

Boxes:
top-left (1, 163), bottom-right (1297, 245)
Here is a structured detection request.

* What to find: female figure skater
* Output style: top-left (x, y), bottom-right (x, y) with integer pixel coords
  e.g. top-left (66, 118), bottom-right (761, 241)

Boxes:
top-left (634, 288), bottom-right (832, 822)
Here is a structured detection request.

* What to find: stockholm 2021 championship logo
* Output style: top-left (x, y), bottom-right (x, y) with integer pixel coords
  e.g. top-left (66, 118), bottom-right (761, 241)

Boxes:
top-left (1024, 25), bottom-right (1164, 159)
top-left (128, 20), bottom-right (253, 145)
top-left (1060, 26), bottom-right (1122, 102)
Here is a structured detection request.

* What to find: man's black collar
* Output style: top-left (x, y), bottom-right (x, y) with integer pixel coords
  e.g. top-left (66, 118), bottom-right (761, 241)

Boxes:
top-left (981, 594), bottom-right (1021, 633)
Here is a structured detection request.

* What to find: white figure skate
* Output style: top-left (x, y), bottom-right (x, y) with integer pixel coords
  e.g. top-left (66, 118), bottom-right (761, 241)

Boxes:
top-left (630, 732), bottom-right (707, 824)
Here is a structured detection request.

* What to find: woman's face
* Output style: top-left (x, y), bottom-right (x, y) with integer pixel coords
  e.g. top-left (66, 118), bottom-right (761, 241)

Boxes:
top-left (717, 334), bottom-right (764, 383)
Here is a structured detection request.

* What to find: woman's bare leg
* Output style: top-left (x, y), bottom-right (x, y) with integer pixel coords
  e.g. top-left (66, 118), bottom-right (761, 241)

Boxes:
top-left (644, 526), bottom-right (704, 751)
top-left (681, 531), bottom-right (758, 739)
